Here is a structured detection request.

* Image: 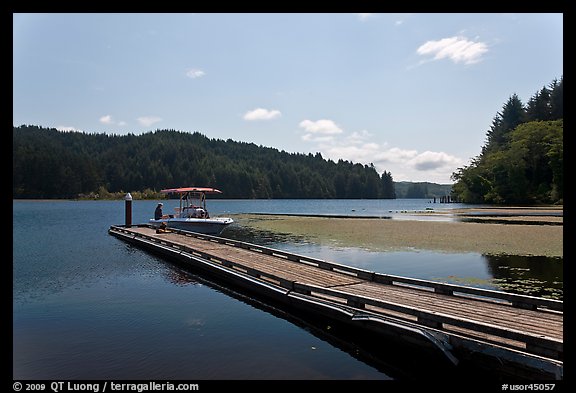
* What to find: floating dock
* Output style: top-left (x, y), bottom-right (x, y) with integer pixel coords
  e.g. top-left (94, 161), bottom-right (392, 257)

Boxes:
top-left (108, 224), bottom-right (563, 380)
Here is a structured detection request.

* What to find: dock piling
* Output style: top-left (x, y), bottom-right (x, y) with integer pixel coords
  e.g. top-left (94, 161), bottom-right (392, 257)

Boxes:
top-left (125, 193), bottom-right (132, 228)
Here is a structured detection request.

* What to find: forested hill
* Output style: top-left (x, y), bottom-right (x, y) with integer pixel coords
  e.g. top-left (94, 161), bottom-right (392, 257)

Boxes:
top-left (13, 126), bottom-right (396, 199)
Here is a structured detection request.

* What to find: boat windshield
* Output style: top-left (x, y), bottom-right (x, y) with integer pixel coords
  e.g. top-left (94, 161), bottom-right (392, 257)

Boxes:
top-left (184, 191), bottom-right (206, 209)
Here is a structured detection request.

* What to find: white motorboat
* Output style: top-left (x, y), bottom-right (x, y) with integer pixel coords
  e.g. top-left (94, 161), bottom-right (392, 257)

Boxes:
top-left (149, 187), bottom-right (233, 235)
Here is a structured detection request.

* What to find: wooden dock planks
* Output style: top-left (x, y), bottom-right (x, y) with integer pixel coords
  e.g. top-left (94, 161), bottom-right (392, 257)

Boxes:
top-left (339, 281), bottom-right (562, 340)
top-left (111, 225), bottom-right (563, 367)
top-left (134, 227), bottom-right (365, 288)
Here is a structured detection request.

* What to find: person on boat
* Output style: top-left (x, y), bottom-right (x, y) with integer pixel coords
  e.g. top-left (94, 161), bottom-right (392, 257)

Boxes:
top-left (192, 207), bottom-right (206, 218)
top-left (154, 203), bottom-right (164, 220)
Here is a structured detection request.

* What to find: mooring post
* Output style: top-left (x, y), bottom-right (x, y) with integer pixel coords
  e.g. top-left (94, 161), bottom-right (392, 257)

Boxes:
top-left (125, 192), bottom-right (132, 228)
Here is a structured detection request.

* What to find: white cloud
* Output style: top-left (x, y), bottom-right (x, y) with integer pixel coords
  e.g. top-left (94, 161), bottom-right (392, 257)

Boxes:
top-left (99, 115), bottom-right (127, 126)
top-left (409, 151), bottom-right (461, 171)
top-left (99, 115), bottom-right (114, 125)
top-left (299, 119), bottom-right (343, 135)
top-left (137, 116), bottom-right (162, 127)
top-left (186, 68), bottom-right (205, 79)
top-left (383, 147), bottom-right (419, 162)
top-left (243, 108), bottom-right (282, 121)
top-left (417, 36), bottom-right (488, 65)
top-left (299, 119), bottom-right (344, 142)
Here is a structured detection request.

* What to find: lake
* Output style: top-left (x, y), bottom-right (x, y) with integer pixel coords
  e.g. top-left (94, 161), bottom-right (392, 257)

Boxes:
top-left (12, 199), bottom-right (563, 380)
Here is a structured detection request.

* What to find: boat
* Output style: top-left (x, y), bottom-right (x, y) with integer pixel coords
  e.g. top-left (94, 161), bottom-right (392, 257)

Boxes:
top-left (149, 187), bottom-right (233, 235)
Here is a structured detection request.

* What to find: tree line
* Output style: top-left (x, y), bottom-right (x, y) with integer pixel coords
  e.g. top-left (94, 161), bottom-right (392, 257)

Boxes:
top-left (451, 76), bottom-right (563, 205)
top-left (13, 126), bottom-right (396, 199)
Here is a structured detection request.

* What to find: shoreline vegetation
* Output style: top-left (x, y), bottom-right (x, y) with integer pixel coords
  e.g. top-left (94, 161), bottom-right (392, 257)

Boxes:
top-left (230, 206), bottom-right (563, 258)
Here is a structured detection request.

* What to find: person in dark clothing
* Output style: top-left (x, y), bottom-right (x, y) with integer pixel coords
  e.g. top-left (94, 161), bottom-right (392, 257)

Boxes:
top-left (154, 203), bottom-right (163, 220)
top-left (156, 222), bottom-right (169, 233)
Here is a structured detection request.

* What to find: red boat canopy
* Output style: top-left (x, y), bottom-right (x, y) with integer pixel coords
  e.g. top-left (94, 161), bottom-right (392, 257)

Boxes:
top-left (160, 187), bottom-right (223, 194)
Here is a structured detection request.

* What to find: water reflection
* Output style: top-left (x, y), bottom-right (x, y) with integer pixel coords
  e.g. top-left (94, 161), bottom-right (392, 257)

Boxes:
top-left (163, 267), bottom-right (203, 287)
top-left (154, 261), bottom-right (458, 380)
top-left (223, 223), bottom-right (310, 247)
top-left (484, 254), bottom-right (563, 300)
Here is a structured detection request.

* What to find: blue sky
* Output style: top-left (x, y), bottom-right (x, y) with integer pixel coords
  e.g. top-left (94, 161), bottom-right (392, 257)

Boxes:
top-left (13, 13), bottom-right (563, 184)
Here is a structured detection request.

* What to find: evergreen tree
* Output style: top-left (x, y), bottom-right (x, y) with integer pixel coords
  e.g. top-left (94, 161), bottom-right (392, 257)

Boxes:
top-left (483, 94), bottom-right (525, 154)
top-left (380, 171), bottom-right (396, 199)
top-left (525, 87), bottom-right (551, 121)
top-left (549, 77), bottom-right (563, 120)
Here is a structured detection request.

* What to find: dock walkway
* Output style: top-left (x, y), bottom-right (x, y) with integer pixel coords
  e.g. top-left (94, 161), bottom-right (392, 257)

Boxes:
top-left (109, 224), bottom-right (563, 379)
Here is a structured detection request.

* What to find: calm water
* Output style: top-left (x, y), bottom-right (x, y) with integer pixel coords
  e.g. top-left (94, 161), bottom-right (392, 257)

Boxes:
top-left (13, 199), bottom-right (563, 380)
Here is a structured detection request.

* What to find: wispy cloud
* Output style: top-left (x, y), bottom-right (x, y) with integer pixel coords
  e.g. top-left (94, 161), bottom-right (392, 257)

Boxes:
top-left (417, 36), bottom-right (488, 65)
top-left (137, 116), bottom-right (162, 127)
top-left (186, 68), bottom-right (205, 79)
top-left (243, 108), bottom-right (281, 121)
